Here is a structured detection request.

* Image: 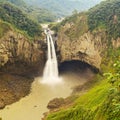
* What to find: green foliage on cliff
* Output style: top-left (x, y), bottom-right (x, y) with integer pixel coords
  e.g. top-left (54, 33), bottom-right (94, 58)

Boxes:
top-left (50, 12), bottom-right (88, 40)
top-left (46, 48), bottom-right (120, 120)
top-left (88, 0), bottom-right (120, 39)
top-left (65, 13), bottom-right (88, 39)
top-left (0, 2), bottom-right (42, 37)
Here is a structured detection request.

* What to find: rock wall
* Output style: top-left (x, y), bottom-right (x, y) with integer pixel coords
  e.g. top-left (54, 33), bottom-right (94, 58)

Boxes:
top-left (57, 24), bottom-right (107, 69)
top-left (0, 30), bottom-right (44, 73)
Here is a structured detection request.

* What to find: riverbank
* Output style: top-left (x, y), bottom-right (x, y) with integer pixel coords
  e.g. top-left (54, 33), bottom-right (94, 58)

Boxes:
top-left (0, 77), bottom-right (74, 120)
top-left (0, 73), bottom-right (33, 109)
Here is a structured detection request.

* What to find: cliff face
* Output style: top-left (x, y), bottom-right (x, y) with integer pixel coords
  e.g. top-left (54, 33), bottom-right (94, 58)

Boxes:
top-left (54, 0), bottom-right (120, 70)
top-left (57, 23), bottom-right (107, 69)
top-left (0, 28), bottom-right (45, 108)
top-left (0, 30), bottom-right (44, 74)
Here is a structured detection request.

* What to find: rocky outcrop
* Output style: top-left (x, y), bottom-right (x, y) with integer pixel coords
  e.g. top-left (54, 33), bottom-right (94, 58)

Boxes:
top-left (47, 95), bottom-right (78, 111)
top-left (0, 30), bottom-right (44, 74)
top-left (57, 24), bottom-right (107, 69)
top-left (47, 98), bottom-right (65, 110)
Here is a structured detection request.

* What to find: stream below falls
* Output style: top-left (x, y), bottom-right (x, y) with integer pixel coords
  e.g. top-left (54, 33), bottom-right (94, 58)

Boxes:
top-left (0, 68), bottom-right (95, 120)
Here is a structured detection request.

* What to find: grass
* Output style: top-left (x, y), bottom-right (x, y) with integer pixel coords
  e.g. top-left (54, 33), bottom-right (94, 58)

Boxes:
top-left (75, 79), bottom-right (110, 109)
top-left (46, 77), bottom-right (110, 120)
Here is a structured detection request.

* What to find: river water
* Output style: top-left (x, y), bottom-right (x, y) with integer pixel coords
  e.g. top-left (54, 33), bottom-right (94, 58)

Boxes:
top-left (0, 73), bottom-right (89, 120)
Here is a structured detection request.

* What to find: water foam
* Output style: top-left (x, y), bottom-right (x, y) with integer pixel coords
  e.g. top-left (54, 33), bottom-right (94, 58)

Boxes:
top-left (41, 30), bottom-right (62, 85)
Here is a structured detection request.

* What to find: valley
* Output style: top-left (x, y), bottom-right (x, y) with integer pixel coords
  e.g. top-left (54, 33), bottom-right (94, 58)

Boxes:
top-left (0, 0), bottom-right (120, 120)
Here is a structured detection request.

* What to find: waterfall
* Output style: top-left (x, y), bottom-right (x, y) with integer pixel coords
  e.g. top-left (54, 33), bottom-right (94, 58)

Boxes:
top-left (41, 29), bottom-right (62, 85)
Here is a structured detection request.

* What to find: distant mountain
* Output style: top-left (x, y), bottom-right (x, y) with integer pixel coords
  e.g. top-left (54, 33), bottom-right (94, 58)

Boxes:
top-left (0, 0), bottom-right (103, 23)
top-left (26, 7), bottom-right (56, 23)
top-left (24, 0), bottom-right (103, 17)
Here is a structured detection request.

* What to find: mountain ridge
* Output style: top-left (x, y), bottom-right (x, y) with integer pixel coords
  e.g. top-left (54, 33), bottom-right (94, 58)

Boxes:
top-left (24, 0), bottom-right (103, 17)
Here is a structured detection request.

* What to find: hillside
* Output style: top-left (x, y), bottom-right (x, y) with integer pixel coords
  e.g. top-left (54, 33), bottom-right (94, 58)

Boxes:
top-left (24, 0), bottom-right (102, 17)
top-left (0, 0), bottom-right (56, 23)
top-left (1, 0), bottom-right (103, 23)
top-left (52, 0), bottom-right (120, 40)
top-left (88, 0), bottom-right (120, 39)
top-left (45, 0), bottom-right (120, 119)
top-left (0, 2), bottom-right (42, 37)
top-left (26, 7), bottom-right (56, 23)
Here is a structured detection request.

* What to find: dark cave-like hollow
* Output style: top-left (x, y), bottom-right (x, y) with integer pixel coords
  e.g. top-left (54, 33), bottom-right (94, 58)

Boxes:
top-left (59, 60), bottom-right (99, 75)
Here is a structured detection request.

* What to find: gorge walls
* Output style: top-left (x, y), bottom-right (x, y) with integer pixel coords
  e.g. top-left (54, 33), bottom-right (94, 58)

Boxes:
top-left (0, 30), bottom-right (45, 74)
top-left (56, 23), bottom-right (107, 69)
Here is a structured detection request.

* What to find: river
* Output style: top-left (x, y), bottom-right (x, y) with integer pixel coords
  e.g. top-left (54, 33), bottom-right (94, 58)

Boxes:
top-left (0, 72), bottom-right (89, 120)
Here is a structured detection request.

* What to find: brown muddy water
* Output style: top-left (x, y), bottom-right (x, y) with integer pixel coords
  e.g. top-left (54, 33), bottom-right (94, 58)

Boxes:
top-left (0, 61), bottom-right (95, 120)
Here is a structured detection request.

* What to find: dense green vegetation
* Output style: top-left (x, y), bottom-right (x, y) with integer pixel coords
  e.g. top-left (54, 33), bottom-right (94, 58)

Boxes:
top-left (88, 0), bottom-right (120, 39)
top-left (0, 0), bottom-right (56, 24)
top-left (0, 2), bottom-right (42, 37)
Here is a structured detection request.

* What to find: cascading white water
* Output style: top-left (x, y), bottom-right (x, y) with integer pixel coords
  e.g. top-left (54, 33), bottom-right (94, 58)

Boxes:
top-left (41, 29), bottom-right (62, 85)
